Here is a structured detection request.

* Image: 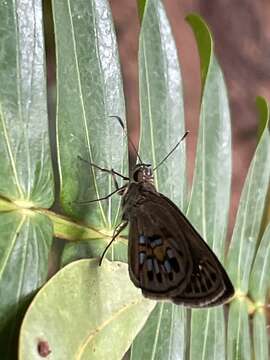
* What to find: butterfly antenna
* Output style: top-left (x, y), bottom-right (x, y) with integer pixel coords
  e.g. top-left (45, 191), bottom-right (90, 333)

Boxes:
top-left (153, 131), bottom-right (189, 171)
top-left (109, 115), bottom-right (143, 164)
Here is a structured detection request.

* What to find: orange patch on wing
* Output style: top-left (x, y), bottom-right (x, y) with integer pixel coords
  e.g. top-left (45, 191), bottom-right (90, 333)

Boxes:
top-left (153, 246), bottom-right (166, 262)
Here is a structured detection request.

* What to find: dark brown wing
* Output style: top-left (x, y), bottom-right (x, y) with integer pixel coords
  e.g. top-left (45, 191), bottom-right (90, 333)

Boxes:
top-left (128, 191), bottom-right (234, 307)
top-left (128, 206), bottom-right (193, 298)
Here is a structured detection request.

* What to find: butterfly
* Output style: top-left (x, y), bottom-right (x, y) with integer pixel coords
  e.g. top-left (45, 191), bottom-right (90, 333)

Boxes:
top-left (79, 118), bottom-right (234, 308)
top-left (120, 162), bottom-right (234, 307)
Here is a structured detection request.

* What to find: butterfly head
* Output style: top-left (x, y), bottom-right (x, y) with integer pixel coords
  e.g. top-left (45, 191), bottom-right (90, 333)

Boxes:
top-left (132, 163), bottom-right (154, 183)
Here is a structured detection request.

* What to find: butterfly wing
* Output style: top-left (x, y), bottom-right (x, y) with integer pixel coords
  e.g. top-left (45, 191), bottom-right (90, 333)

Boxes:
top-left (128, 206), bottom-right (193, 298)
top-left (128, 191), bottom-right (234, 307)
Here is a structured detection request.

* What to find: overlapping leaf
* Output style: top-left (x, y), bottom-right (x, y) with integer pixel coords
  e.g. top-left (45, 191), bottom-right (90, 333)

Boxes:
top-left (226, 98), bottom-right (270, 293)
top-left (227, 299), bottom-right (251, 360)
top-left (249, 219), bottom-right (270, 360)
top-left (186, 14), bottom-right (231, 360)
top-left (0, 211), bottom-right (53, 359)
top-left (131, 0), bottom-right (187, 358)
top-left (19, 259), bottom-right (155, 360)
top-left (53, 0), bottom-right (127, 229)
top-left (0, 0), bottom-right (54, 207)
top-left (226, 97), bottom-right (270, 360)
top-left (0, 1), bottom-right (54, 358)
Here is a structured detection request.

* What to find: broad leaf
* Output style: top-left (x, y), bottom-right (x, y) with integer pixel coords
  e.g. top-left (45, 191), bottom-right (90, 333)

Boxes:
top-left (19, 259), bottom-right (155, 360)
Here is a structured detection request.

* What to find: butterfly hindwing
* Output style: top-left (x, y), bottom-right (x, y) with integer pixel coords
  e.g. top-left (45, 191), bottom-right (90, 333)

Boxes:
top-left (128, 191), bottom-right (234, 307)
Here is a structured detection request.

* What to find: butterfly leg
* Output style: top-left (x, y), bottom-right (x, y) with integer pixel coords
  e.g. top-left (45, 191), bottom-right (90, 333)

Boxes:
top-left (74, 185), bottom-right (127, 205)
top-left (78, 156), bottom-right (129, 181)
top-left (99, 220), bottom-right (128, 266)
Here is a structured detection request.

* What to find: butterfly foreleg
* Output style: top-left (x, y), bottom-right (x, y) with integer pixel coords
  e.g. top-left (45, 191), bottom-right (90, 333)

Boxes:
top-left (77, 156), bottom-right (129, 182)
top-left (74, 185), bottom-right (127, 205)
top-left (99, 220), bottom-right (129, 266)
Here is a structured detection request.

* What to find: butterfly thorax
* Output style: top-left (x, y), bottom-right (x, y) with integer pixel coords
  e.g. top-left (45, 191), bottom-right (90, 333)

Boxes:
top-left (121, 163), bottom-right (158, 220)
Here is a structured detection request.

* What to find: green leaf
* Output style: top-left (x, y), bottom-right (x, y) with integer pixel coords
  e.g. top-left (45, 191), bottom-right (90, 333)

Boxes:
top-left (137, 0), bottom-right (147, 22)
top-left (0, 211), bottom-right (53, 359)
top-left (131, 303), bottom-right (186, 360)
top-left (226, 100), bottom-right (270, 293)
top-left (227, 299), bottom-right (251, 360)
top-left (185, 14), bottom-right (212, 89)
top-left (138, 0), bottom-right (187, 208)
top-left (53, 0), bottom-right (127, 229)
top-left (256, 96), bottom-right (269, 141)
top-left (61, 237), bottom-right (128, 265)
top-left (186, 14), bottom-right (231, 256)
top-left (249, 223), bottom-right (270, 304)
top-left (19, 259), bottom-right (155, 360)
top-left (190, 308), bottom-right (225, 360)
top-left (252, 310), bottom-right (269, 360)
top-left (186, 14), bottom-right (231, 360)
top-left (0, 0), bottom-right (54, 208)
top-left (131, 0), bottom-right (187, 358)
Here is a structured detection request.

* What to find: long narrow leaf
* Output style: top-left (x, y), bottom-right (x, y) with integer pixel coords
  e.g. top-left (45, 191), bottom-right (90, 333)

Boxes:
top-left (186, 14), bottom-right (231, 360)
top-left (131, 0), bottom-right (187, 358)
top-left (0, 1), bottom-right (54, 357)
top-left (0, 0), bottom-right (54, 207)
top-left (131, 303), bottom-right (186, 359)
top-left (227, 299), bottom-right (251, 360)
top-left (226, 98), bottom-right (270, 294)
top-left (252, 310), bottom-right (269, 360)
top-left (138, 0), bottom-right (187, 207)
top-left (249, 223), bottom-right (270, 304)
top-left (249, 222), bottom-right (270, 360)
top-left (0, 211), bottom-right (53, 359)
top-left (53, 0), bottom-right (127, 229)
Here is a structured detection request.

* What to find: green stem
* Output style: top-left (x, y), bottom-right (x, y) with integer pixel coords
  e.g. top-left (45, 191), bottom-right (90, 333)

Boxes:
top-left (0, 197), bottom-right (127, 242)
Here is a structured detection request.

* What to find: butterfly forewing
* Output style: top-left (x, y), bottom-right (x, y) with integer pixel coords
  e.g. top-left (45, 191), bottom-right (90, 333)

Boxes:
top-left (128, 206), bottom-right (192, 298)
top-left (127, 190), bottom-right (234, 307)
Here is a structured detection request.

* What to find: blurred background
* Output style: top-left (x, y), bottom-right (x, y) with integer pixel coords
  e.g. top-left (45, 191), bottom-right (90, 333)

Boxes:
top-left (44, 0), bottom-right (270, 235)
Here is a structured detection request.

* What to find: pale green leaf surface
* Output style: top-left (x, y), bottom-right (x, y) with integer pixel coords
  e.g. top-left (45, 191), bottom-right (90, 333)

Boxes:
top-left (53, 0), bottom-right (127, 229)
top-left (227, 299), bottom-right (251, 360)
top-left (252, 310), bottom-right (269, 360)
top-left (186, 15), bottom-right (231, 360)
top-left (131, 1), bottom-right (187, 358)
top-left (226, 110), bottom-right (270, 293)
top-left (190, 307), bottom-right (225, 360)
top-left (131, 303), bottom-right (186, 360)
top-left (61, 237), bottom-right (128, 265)
top-left (19, 259), bottom-right (155, 360)
top-left (0, 211), bottom-right (53, 359)
top-left (0, 0), bottom-right (54, 207)
top-left (249, 223), bottom-right (270, 303)
top-left (138, 0), bottom-right (186, 208)
top-left (186, 15), bottom-right (231, 257)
